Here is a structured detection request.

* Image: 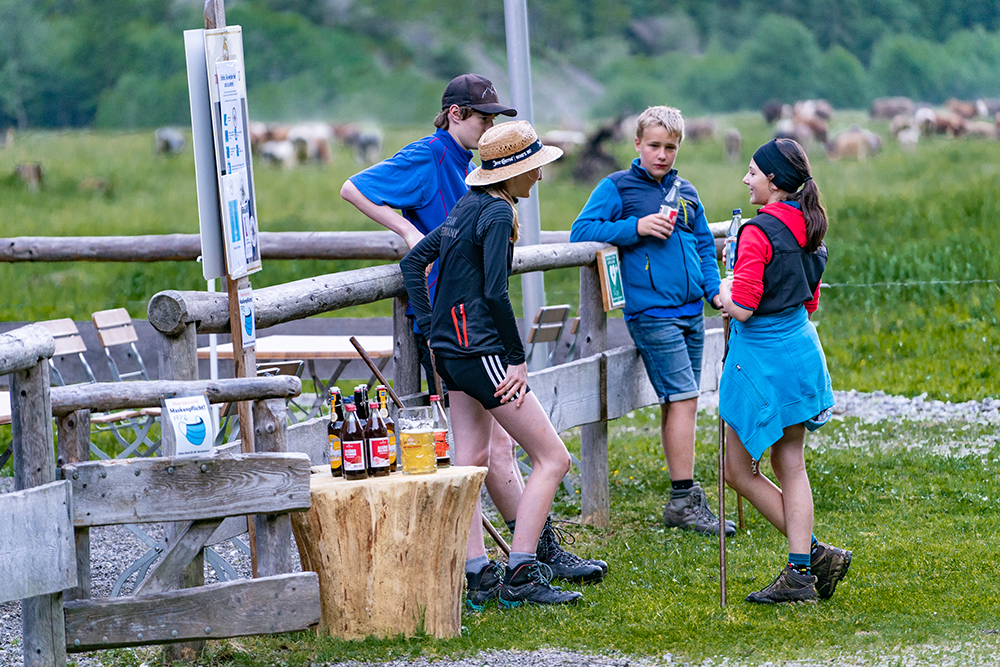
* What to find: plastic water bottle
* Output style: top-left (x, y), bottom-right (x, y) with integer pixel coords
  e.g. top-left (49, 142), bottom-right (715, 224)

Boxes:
top-left (659, 181), bottom-right (680, 225)
top-left (726, 208), bottom-right (741, 276)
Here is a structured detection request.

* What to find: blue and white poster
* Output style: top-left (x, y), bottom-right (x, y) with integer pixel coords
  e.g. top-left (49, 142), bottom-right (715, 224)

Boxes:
top-left (163, 394), bottom-right (216, 457)
top-left (237, 284), bottom-right (256, 348)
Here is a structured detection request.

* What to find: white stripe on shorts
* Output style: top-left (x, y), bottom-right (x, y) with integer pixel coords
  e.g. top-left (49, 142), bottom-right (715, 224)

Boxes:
top-left (481, 356), bottom-right (502, 387)
top-left (487, 355), bottom-right (506, 386)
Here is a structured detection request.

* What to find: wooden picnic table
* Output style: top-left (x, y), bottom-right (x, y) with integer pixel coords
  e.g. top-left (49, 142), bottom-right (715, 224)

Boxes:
top-left (198, 335), bottom-right (394, 418)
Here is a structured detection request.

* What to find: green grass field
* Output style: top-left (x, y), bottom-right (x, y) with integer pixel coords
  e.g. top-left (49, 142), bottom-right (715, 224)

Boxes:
top-left (90, 409), bottom-right (1000, 667)
top-left (2, 113), bottom-right (997, 400)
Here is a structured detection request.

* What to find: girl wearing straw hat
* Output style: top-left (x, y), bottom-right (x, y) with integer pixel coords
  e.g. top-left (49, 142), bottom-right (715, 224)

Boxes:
top-left (718, 138), bottom-right (851, 604)
top-left (401, 121), bottom-right (583, 607)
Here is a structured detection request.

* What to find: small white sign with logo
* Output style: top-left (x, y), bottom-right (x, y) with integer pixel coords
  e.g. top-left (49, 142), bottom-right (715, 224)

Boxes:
top-left (237, 285), bottom-right (256, 348)
top-left (163, 394), bottom-right (216, 457)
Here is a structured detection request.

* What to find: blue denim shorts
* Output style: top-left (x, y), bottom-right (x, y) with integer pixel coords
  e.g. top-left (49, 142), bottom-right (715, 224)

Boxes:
top-left (625, 313), bottom-right (704, 403)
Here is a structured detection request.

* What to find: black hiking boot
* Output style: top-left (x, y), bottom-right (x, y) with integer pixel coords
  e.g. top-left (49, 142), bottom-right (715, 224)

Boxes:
top-left (662, 483), bottom-right (736, 536)
top-left (498, 561), bottom-right (582, 608)
top-left (811, 542), bottom-right (852, 600)
top-left (465, 560), bottom-right (503, 612)
top-left (745, 565), bottom-right (818, 605)
top-left (536, 518), bottom-right (607, 583)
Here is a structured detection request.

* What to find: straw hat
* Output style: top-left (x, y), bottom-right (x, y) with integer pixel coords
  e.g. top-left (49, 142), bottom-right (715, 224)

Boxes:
top-left (465, 121), bottom-right (563, 186)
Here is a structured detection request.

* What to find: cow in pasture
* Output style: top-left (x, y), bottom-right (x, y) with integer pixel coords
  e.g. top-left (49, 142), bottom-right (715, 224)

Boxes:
top-left (914, 108), bottom-right (966, 137)
top-left (685, 118), bottom-right (717, 142)
top-left (333, 123), bottom-right (384, 165)
top-left (977, 98), bottom-right (1000, 118)
top-left (761, 98), bottom-right (784, 124)
top-left (946, 98), bottom-right (978, 119)
top-left (154, 127), bottom-right (186, 156)
top-left (826, 126), bottom-right (881, 161)
top-left (572, 117), bottom-right (623, 184)
top-left (890, 114), bottom-right (920, 149)
top-left (724, 128), bottom-right (741, 162)
top-left (259, 140), bottom-right (296, 168)
top-left (964, 120), bottom-right (997, 139)
top-left (287, 122), bottom-right (333, 164)
top-left (248, 121), bottom-right (269, 151)
top-left (870, 96), bottom-right (915, 120)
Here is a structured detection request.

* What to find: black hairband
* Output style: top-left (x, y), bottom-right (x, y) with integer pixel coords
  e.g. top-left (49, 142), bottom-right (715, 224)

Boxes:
top-left (753, 140), bottom-right (809, 193)
top-left (481, 139), bottom-right (542, 170)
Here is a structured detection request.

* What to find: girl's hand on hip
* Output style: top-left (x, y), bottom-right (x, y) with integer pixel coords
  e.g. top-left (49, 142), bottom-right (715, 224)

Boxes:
top-left (495, 362), bottom-right (528, 408)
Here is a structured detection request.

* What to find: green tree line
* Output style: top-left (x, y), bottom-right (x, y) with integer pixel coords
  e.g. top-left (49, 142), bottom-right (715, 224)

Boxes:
top-left (2, 0), bottom-right (1000, 129)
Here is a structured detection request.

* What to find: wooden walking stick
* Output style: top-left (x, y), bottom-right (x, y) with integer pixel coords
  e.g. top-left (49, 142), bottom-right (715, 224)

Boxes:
top-left (350, 336), bottom-right (510, 556)
top-left (718, 317), bottom-right (730, 608)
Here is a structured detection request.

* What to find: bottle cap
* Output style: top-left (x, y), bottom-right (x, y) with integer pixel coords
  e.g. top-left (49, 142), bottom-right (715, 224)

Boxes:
top-left (369, 401), bottom-right (378, 409)
top-left (346, 404), bottom-right (356, 412)
top-left (733, 208), bottom-right (741, 215)
top-left (430, 394), bottom-right (440, 401)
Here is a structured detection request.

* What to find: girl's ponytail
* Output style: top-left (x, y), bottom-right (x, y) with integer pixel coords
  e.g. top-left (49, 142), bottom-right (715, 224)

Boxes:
top-left (775, 138), bottom-right (827, 253)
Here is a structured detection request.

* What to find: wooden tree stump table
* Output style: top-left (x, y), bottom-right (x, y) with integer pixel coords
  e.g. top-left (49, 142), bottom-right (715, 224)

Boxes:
top-left (291, 465), bottom-right (487, 640)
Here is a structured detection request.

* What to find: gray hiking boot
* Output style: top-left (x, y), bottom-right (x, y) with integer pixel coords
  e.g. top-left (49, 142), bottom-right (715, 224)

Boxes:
top-left (662, 483), bottom-right (736, 536)
top-left (537, 518), bottom-right (607, 583)
top-left (745, 565), bottom-right (818, 604)
top-left (811, 542), bottom-right (852, 600)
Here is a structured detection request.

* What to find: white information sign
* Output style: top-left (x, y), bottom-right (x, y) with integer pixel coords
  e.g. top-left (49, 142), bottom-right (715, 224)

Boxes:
top-left (204, 26), bottom-right (261, 278)
top-left (237, 284), bottom-right (256, 348)
top-left (163, 394), bottom-right (217, 457)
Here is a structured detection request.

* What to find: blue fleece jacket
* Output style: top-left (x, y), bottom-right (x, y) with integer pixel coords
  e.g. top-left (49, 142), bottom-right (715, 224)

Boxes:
top-left (570, 158), bottom-right (721, 318)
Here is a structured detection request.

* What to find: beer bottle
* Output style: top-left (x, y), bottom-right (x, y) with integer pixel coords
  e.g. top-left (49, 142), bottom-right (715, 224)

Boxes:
top-left (328, 389), bottom-right (343, 477)
top-left (366, 401), bottom-right (391, 477)
top-left (376, 385), bottom-right (397, 472)
top-left (430, 394), bottom-right (451, 467)
top-left (341, 403), bottom-right (367, 480)
top-left (353, 385), bottom-right (368, 425)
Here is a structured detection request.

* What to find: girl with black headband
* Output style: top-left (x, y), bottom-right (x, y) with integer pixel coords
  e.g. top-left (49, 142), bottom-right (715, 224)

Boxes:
top-left (718, 138), bottom-right (852, 604)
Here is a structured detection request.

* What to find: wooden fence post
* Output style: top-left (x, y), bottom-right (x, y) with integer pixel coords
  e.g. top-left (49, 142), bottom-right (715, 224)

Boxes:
top-left (253, 398), bottom-right (293, 577)
top-left (57, 409), bottom-right (91, 602)
top-left (579, 262), bottom-right (609, 528)
top-left (393, 295), bottom-right (420, 400)
top-left (12, 358), bottom-right (67, 667)
top-left (155, 323), bottom-right (206, 661)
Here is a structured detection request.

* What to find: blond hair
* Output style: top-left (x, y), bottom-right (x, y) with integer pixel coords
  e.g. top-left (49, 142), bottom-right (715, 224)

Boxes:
top-left (478, 182), bottom-right (520, 243)
top-left (636, 106), bottom-right (685, 141)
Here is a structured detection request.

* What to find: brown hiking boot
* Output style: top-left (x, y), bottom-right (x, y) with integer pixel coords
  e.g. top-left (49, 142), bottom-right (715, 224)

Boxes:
top-left (745, 565), bottom-right (818, 604)
top-left (811, 542), bottom-right (852, 600)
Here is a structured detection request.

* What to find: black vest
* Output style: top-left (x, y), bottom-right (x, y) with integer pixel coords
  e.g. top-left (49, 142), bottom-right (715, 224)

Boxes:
top-left (738, 212), bottom-right (827, 316)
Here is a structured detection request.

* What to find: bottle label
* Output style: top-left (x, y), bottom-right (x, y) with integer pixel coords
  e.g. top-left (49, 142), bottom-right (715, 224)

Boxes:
top-left (342, 439), bottom-right (366, 471)
top-left (379, 407), bottom-right (388, 419)
top-left (659, 204), bottom-right (678, 224)
top-left (726, 238), bottom-right (738, 274)
top-left (434, 430), bottom-right (448, 458)
top-left (370, 437), bottom-right (390, 468)
top-left (328, 434), bottom-right (342, 469)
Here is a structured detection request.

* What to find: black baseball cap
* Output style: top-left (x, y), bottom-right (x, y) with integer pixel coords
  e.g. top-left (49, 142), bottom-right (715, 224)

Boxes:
top-left (442, 74), bottom-right (517, 116)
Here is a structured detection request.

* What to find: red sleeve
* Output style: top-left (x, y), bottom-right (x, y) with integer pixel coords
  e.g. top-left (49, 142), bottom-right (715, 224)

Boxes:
top-left (730, 225), bottom-right (771, 310)
top-left (805, 282), bottom-right (821, 314)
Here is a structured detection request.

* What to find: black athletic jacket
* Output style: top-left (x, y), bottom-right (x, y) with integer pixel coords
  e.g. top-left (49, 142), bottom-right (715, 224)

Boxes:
top-left (401, 188), bottom-right (526, 365)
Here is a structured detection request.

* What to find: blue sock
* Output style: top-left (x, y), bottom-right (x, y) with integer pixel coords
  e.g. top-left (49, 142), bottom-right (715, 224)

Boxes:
top-left (789, 552), bottom-right (811, 575)
top-left (465, 554), bottom-right (490, 575)
top-left (508, 551), bottom-right (536, 570)
top-left (810, 535), bottom-right (819, 553)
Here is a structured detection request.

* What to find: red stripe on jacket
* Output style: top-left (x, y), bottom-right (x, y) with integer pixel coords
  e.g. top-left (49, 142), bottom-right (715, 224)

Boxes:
top-left (731, 202), bottom-right (821, 314)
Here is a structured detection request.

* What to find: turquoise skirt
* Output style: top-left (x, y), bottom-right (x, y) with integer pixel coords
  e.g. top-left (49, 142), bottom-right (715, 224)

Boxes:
top-left (719, 305), bottom-right (835, 462)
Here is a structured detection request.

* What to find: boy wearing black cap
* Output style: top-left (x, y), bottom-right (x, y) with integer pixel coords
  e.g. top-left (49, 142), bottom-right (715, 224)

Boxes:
top-left (341, 75), bottom-right (607, 608)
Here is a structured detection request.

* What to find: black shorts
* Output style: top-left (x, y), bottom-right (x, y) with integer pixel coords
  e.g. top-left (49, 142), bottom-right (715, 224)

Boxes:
top-left (435, 354), bottom-right (532, 410)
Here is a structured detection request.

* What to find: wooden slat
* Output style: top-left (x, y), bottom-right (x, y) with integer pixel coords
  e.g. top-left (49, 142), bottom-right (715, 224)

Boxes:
top-left (0, 481), bottom-right (76, 604)
top-left (53, 334), bottom-right (87, 356)
top-left (132, 518), bottom-right (224, 597)
top-left (36, 318), bottom-right (78, 337)
top-left (527, 355), bottom-right (601, 434)
top-left (605, 345), bottom-right (659, 420)
top-left (526, 322), bottom-right (564, 344)
top-left (533, 304), bottom-right (570, 324)
top-left (63, 453), bottom-right (312, 527)
top-left (206, 516), bottom-right (248, 545)
top-left (95, 323), bottom-right (138, 348)
top-left (64, 572), bottom-right (321, 652)
top-left (91, 308), bottom-right (131, 329)
top-left (287, 416), bottom-right (328, 466)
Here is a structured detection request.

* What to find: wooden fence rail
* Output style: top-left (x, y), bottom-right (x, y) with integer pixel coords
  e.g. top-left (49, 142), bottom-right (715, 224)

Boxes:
top-left (0, 328), bottom-right (321, 666)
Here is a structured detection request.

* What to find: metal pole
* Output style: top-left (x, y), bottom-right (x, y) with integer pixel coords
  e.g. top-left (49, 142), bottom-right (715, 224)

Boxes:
top-left (504, 0), bottom-right (547, 371)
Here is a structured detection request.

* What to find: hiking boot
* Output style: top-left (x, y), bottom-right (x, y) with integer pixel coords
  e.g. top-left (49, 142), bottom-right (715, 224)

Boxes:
top-left (662, 483), bottom-right (736, 537)
top-left (536, 518), bottom-right (607, 583)
top-left (745, 565), bottom-right (818, 604)
top-left (498, 561), bottom-right (583, 608)
top-left (465, 560), bottom-right (503, 612)
top-left (811, 542), bottom-right (852, 600)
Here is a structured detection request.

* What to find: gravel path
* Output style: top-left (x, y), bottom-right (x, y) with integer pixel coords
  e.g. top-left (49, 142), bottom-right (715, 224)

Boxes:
top-left (2, 389), bottom-right (998, 667)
